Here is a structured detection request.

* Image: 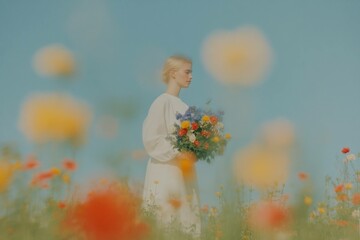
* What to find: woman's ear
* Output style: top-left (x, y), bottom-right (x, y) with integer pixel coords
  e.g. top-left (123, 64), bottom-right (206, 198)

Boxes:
top-left (170, 69), bottom-right (177, 79)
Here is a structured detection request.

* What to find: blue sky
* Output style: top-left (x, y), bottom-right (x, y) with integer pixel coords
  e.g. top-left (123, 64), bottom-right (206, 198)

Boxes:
top-left (1, 0), bottom-right (360, 205)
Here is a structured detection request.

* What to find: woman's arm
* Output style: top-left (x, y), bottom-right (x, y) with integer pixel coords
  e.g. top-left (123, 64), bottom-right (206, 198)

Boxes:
top-left (142, 98), bottom-right (180, 162)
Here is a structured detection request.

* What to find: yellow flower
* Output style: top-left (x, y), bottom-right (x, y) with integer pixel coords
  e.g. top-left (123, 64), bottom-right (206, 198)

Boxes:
top-left (318, 207), bottom-right (326, 214)
top-left (304, 196), bottom-right (313, 206)
top-left (181, 120), bottom-right (190, 129)
top-left (202, 26), bottom-right (272, 86)
top-left (33, 44), bottom-right (76, 77)
top-left (62, 174), bottom-right (71, 184)
top-left (212, 136), bottom-right (220, 143)
top-left (234, 144), bottom-right (289, 189)
top-left (225, 133), bottom-right (232, 139)
top-left (345, 183), bottom-right (353, 190)
top-left (51, 167), bottom-right (61, 176)
top-left (19, 93), bottom-right (92, 146)
top-left (0, 161), bottom-right (14, 192)
top-left (202, 115), bottom-right (210, 122)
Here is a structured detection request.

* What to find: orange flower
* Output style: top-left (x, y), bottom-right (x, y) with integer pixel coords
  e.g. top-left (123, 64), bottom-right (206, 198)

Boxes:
top-left (337, 194), bottom-right (348, 202)
top-left (334, 184), bottom-right (344, 193)
top-left (177, 152), bottom-right (196, 180)
top-left (334, 220), bottom-right (348, 227)
top-left (58, 201), bottom-right (66, 209)
top-left (201, 130), bottom-right (210, 138)
top-left (298, 172), bottom-right (308, 181)
top-left (194, 140), bottom-right (200, 147)
top-left (341, 147), bottom-right (350, 154)
top-left (64, 184), bottom-right (149, 240)
top-left (63, 158), bottom-right (77, 171)
top-left (352, 193), bottom-right (360, 205)
top-left (168, 197), bottom-right (182, 210)
top-left (248, 201), bottom-right (290, 232)
top-left (210, 116), bottom-right (218, 125)
top-left (23, 155), bottom-right (40, 170)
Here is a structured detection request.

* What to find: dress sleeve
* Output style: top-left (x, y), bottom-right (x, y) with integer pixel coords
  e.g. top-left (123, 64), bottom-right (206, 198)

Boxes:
top-left (142, 98), bottom-right (180, 162)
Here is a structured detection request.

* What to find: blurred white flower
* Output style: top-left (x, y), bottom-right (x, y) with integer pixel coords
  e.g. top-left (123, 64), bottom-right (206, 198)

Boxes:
top-left (346, 154), bottom-right (356, 161)
top-left (202, 26), bottom-right (272, 86)
top-left (188, 133), bottom-right (196, 143)
top-left (352, 209), bottom-right (360, 218)
top-left (216, 122), bottom-right (224, 129)
top-left (33, 44), bottom-right (76, 77)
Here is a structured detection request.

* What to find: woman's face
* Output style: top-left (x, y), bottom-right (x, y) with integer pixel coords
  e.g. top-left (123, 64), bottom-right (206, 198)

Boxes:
top-left (173, 62), bottom-right (192, 88)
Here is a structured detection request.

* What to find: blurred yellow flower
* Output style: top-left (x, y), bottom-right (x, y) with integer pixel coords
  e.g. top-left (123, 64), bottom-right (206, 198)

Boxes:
top-left (202, 115), bottom-right (210, 122)
top-left (202, 26), bottom-right (272, 86)
top-left (0, 161), bottom-right (14, 192)
top-left (62, 174), bottom-right (71, 184)
top-left (304, 196), bottom-right (313, 206)
top-left (345, 183), bottom-right (353, 190)
top-left (181, 120), bottom-right (190, 129)
top-left (33, 44), bottom-right (76, 77)
top-left (212, 136), bottom-right (220, 143)
top-left (51, 167), bottom-right (61, 176)
top-left (224, 133), bottom-right (232, 139)
top-left (234, 144), bottom-right (289, 189)
top-left (318, 207), bottom-right (326, 214)
top-left (19, 93), bottom-right (92, 145)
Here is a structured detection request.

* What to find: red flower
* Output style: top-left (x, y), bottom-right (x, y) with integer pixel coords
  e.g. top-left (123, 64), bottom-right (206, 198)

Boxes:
top-left (31, 170), bottom-right (54, 188)
top-left (63, 158), bottom-right (77, 171)
top-left (178, 128), bottom-right (187, 137)
top-left (204, 142), bottom-right (209, 150)
top-left (191, 122), bottom-right (199, 131)
top-left (194, 140), bottom-right (200, 147)
top-left (210, 116), bottom-right (218, 125)
top-left (23, 154), bottom-right (40, 170)
top-left (341, 147), bottom-right (350, 154)
top-left (248, 201), bottom-right (290, 232)
top-left (298, 172), bottom-right (308, 181)
top-left (64, 184), bottom-right (149, 240)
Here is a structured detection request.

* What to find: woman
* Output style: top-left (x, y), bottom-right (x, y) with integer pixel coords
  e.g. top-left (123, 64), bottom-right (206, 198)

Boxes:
top-left (142, 55), bottom-right (201, 237)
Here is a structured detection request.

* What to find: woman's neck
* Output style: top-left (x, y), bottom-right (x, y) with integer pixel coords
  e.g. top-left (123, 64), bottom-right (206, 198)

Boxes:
top-left (165, 84), bottom-right (181, 97)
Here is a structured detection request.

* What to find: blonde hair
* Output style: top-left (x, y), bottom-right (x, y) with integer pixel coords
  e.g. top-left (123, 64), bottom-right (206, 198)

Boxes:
top-left (162, 55), bottom-right (192, 84)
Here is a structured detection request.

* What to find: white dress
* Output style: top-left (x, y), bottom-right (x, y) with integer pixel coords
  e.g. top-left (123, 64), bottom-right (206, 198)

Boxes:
top-left (142, 93), bottom-right (201, 237)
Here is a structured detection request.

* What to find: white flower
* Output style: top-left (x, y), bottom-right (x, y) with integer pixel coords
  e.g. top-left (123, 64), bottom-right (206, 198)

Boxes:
top-left (346, 154), bottom-right (356, 161)
top-left (216, 122), bottom-right (224, 129)
top-left (352, 209), bottom-right (360, 219)
top-left (188, 133), bottom-right (196, 143)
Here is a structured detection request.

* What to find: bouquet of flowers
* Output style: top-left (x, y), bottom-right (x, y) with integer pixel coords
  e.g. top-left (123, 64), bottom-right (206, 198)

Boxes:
top-left (167, 105), bottom-right (231, 163)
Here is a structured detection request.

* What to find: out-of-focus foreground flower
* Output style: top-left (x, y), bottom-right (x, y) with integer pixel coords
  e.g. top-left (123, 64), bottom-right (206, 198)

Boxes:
top-left (64, 183), bottom-right (149, 240)
top-left (202, 26), bottom-right (272, 86)
top-left (234, 144), bottom-right (289, 189)
top-left (18, 92), bottom-right (92, 146)
top-left (248, 201), bottom-right (291, 232)
top-left (33, 44), bottom-right (76, 77)
top-left (0, 161), bottom-right (15, 192)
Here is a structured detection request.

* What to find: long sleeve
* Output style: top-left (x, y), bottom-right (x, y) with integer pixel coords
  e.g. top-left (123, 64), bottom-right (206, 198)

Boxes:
top-left (142, 98), bottom-right (179, 162)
